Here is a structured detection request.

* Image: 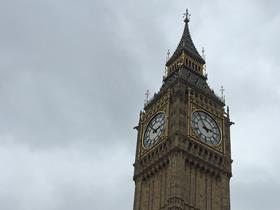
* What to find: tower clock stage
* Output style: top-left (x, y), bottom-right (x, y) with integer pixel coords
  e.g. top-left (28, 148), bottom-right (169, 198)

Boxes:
top-left (132, 10), bottom-right (233, 210)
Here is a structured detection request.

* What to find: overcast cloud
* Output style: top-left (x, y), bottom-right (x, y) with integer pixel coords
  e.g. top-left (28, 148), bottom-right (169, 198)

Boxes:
top-left (0, 0), bottom-right (280, 210)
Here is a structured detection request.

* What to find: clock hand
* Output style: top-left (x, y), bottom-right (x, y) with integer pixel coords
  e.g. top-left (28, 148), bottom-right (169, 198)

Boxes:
top-left (202, 125), bottom-right (209, 132)
top-left (149, 125), bottom-right (157, 133)
top-left (198, 113), bottom-right (209, 131)
top-left (154, 122), bottom-right (165, 132)
top-left (203, 125), bottom-right (213, 133)
top-left (198, 113), bottom-right (213, 133)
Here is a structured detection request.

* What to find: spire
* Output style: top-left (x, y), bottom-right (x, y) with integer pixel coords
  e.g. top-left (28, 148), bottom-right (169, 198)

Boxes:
top-left (166, 9), bottom-right (205, 66)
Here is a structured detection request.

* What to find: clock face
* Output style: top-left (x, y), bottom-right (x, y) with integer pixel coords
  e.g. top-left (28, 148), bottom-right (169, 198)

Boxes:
top-left (191, 111), bottom-right (221, 145)
top-left (143, 113), bottom-right (166, 149)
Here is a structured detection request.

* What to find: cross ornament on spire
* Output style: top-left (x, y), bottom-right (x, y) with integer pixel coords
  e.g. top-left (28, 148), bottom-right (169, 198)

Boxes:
top-left (183, 9), bottom-right (191, 22)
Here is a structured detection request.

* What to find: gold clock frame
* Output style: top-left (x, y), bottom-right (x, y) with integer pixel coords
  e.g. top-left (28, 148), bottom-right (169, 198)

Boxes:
top-left (191, 110), bottom-right (222, 145)
top-left (141, 111), bottom-right (168, 152)
top-left (189, 103), bottom-right (225, 153)
top-left (137, 91), bottom-right (171, 158)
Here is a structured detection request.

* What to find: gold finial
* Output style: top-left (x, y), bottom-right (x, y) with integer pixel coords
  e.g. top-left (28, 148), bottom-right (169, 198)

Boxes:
top-left (145, 90), bottom-right (150, 104)
top-left (164, 66), bottom-right (168, 77)
top-left (220, 86), bottom-right (225, 102)
top-left (183, 9), bottom-right (191, 22)
top-left (164, 50), bottom-right (170, 78)
top-left (202, 47), bottom-right (206, 60)
top-left (166, 49), bottom-right (170, 62)
top-left (202, 47), bottom-right (207, 76)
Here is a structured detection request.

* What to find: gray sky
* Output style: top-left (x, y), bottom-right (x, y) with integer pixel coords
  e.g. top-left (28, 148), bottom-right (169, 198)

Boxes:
top-left (0, 0), bottom-right (280, 209)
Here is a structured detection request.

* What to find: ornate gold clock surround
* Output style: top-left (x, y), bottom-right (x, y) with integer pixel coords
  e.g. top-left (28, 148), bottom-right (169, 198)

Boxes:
top-left (138, 91), bottom-right (171, 157)
top-left (189, 102), bottom-right (225, 153)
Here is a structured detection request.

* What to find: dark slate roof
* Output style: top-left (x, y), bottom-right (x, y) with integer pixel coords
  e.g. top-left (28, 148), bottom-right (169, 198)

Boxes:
top-left (144, 66), bottom-right (224, 110)
top-left (166, 17), bottom-right (205, 65)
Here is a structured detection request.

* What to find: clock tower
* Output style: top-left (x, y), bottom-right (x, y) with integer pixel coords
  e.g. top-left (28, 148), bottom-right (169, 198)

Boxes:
top-left (133, 10), bottom-right (233, 210)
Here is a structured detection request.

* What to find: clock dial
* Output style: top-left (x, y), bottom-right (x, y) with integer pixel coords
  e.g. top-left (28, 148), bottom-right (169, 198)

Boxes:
top-left (143, 113), bottom-right (166, 149)
top-left (191, 111), bottom-right (221, 145)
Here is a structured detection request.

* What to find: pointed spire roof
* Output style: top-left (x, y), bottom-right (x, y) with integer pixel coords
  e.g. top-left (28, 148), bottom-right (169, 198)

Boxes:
top-left (166, 9), bottom-right (205, 66)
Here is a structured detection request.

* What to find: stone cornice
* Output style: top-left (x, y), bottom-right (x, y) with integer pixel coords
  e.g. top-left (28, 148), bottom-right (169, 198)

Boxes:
top-left (133, 134), bottom-right (232, 181)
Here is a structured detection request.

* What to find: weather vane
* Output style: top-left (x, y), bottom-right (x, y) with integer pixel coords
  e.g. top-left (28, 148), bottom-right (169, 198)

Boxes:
top-left (183, 9), bottom-right (191, 22)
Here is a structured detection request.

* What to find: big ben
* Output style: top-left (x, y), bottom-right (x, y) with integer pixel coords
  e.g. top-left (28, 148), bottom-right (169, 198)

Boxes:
top-left (133, 10), bottom-right (233, 210)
